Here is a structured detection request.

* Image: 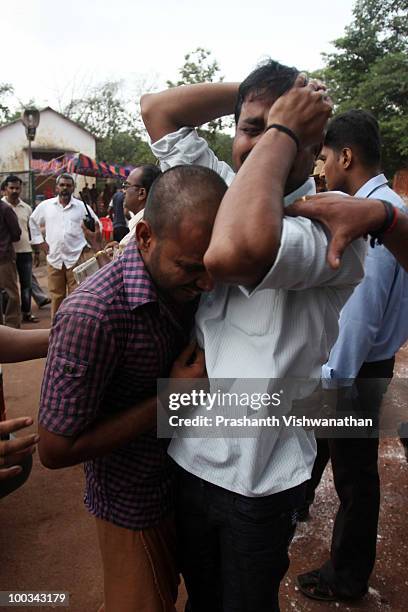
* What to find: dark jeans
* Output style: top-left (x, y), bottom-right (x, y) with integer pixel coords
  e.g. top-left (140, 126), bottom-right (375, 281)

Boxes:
top-left (176, 466), bottom-right (305, 612)
top-left (113, 226), bottom-right (129, 243)
top-left (304, 357), bottom-right (394, 598)
top-left (16, 252), bottom-right (33, 314)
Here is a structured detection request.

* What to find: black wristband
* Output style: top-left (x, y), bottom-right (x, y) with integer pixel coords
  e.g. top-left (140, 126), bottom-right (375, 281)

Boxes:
top-left (369, 199), bottom-right (397, 248)
top-left (265, 123), bottom-right (300, 152)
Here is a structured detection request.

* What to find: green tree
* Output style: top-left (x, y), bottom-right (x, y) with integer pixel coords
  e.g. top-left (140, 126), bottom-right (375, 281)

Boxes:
top-left (96, 131), bottom-right (155, 166)
top-left (0, 84), bottom-right (15, 125)
top-left (168, 48), bottom-right (233, 166)
top-left (317, 0), bottom-right (408, 176)
top-left (64, 80), bottom-right (154, 166)
top-left (65, 81), bottom-right (133, 139)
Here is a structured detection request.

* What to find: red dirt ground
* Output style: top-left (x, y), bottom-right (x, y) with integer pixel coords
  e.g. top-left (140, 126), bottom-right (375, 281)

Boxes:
top-left (1, 266), bottom-right (407, 612)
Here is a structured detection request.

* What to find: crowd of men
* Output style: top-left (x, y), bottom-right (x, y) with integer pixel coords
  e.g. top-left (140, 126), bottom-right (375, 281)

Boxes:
top-left (1, 59), bottom-right (408, 612)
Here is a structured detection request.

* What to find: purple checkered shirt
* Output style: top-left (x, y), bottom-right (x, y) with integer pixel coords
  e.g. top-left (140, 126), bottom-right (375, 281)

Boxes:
top-left (39, 241), bottom-right (193, 530)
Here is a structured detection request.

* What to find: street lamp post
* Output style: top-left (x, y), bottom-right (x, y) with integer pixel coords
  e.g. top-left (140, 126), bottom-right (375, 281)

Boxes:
top-left (21, 108), bottom-right (40, 207)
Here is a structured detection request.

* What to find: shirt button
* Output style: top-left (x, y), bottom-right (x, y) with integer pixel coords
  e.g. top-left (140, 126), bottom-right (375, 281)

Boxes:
top-left (63, 364), bottom-right (74, 374)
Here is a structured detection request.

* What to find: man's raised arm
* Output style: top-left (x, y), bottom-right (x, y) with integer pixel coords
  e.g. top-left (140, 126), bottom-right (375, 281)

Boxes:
top-left (141, 83), bottom-right (239, 143)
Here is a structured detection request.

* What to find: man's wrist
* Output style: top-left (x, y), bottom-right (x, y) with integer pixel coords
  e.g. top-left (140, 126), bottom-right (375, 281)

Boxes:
top-left (369, 200), bottom-right (398, 247)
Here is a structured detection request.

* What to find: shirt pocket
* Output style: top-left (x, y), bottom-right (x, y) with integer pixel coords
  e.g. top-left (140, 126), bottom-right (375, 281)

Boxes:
top-left (52, 355), bottom-right (88, 399)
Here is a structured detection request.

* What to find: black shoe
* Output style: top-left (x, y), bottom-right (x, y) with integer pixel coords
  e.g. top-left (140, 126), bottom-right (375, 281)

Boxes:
top-left (38, 298), bottom-right (51, 308)
top-left (22, 313), bottom-right (40, 323)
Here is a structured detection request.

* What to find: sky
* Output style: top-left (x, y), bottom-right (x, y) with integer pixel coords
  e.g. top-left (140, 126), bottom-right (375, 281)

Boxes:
top-left (3, 0), bottom-right (356, 111)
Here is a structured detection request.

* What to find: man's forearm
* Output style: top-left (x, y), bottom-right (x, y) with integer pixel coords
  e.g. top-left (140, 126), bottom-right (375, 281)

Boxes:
top-left (0, 328), bottom-right (49, 362)
top-left (141, 82), bottom-right (239, 142)
top-left (39, 397), bottom-right (157, 468)
top-left (205, 130), bottom-right (297, 285)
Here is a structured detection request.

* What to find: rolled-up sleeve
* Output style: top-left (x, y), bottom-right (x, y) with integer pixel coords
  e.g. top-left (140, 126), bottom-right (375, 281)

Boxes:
top-left (243, 216), bottom-right (366, 294)
top-left (39, 311), bottom-right (117, 436)
top-left (151, 127), bottom-right (235, 186)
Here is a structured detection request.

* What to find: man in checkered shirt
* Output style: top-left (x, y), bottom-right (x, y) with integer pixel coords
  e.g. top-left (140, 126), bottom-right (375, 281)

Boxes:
top-left (38, 165), bottom-right (227, 612)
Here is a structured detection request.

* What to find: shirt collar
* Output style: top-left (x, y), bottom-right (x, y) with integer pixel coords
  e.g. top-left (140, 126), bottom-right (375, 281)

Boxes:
top-left (354, 174), bottom-right (388, 198)
top-left (121, 240), bottom-right (158, 310)
top-left (283, 177), bottom-right (316, 207)
top-left (52, 195), bottom-right (76, 208)
top-left (2, 197), bottom-right (25, 207)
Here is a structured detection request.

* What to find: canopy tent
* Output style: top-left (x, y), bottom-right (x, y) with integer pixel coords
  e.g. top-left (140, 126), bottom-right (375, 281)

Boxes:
top-left (32, 153), bottom-right (134, 179)
top-left (66, 153), bottom-right (133, 179)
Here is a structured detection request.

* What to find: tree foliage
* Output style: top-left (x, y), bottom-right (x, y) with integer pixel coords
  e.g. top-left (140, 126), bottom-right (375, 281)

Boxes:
top-left (96, 131), bottom-right (155, 166)
top-left (168, 47), bottom-right (233, 166)
top-left (317, 0), bottom-right (408, 176)
top-left (64, 80), bottom-right (154, 166)
top-left (0, 83), bottom-right (15, 125)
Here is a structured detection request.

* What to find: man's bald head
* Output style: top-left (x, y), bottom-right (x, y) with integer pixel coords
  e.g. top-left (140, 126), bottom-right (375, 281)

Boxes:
top-left (143, 165), bottom-right (227, 239)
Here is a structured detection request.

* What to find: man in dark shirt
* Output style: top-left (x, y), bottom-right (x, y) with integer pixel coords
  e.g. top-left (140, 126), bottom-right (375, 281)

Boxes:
top-left (38, 165), bottom-right (227, 612)
top-left (109, 187), bottom-right (128, 242)
top-left (0, 199), bottom-right (21, 327)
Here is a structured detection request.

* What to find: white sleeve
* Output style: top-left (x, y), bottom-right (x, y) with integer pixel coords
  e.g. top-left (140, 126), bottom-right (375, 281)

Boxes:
top-left (243, 216), bottom-right (366, 294)
top-left (29, 202), bottom-right (46, 245)
top-left (150, 127), bottom-right (235, 186)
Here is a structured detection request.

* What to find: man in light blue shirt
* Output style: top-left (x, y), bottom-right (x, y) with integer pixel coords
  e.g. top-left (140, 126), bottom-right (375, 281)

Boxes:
top-left (298, 110), bottom-right (408, 603)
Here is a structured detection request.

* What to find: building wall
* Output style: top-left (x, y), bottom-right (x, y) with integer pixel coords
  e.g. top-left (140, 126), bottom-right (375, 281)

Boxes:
top-left (0, 109), bottom-right (96, 197)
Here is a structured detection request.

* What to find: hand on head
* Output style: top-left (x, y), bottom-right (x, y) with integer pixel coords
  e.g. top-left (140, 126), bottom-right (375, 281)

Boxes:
top-left (267, 74), bottom-right (332, 149)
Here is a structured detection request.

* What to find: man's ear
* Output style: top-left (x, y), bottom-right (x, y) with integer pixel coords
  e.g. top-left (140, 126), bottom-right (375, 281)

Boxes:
top-left (136, 219), bottom-right (153, 252)
top-left (341, 147), bottom-right (353, 170)
top-left (138, 187), bottom-right (146, 202)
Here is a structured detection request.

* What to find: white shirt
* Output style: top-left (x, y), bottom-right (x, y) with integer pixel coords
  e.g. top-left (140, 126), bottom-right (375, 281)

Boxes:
top-left (29, 196), bottom-right (101, 269)
top-left (119, 209), bottom-right (144, 248)
top-left (2, 198), bottom-right (32, 253)
top-left (151, 127), bottom-right (366, 497)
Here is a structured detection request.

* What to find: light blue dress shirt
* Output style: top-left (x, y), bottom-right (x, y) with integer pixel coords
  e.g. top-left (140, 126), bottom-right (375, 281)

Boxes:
top-left (322, 174), bottom-right (408, 382)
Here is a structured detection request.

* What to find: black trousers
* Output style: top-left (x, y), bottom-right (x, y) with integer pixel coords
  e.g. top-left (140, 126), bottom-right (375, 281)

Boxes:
top-left (16, 252), bottom-right (33, 314)
top-left (176, 466), bottom-right (305, 612)
top-left (305, 357), bottom-right (395, 598)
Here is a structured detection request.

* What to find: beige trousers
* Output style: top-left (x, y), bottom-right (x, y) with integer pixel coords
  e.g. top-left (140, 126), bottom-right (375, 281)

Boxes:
top-left (95, 515), bottom-right (178, 612)
top-left (0, 258), bottom-right (21, 328)
top-left (47, 247), bottom-right (93, 320)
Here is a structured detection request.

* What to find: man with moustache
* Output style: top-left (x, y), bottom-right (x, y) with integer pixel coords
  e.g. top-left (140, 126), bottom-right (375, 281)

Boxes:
top-left (29, 173), bottom-right (100, 319)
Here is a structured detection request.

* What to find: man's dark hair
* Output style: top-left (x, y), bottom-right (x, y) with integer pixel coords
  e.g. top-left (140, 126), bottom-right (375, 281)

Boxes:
top-left (234, 59), bottom-right (299, 124)
top-left (143, 165), bottom-right (227, 238)
top-left (0, 180), bottom-right (6, 192)
top-left (4, 174), bottom-right (22, 186)
top-left (139, 164), bottom-right (162, 193)
top-left (324, 110), bottom-right (381, 168)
